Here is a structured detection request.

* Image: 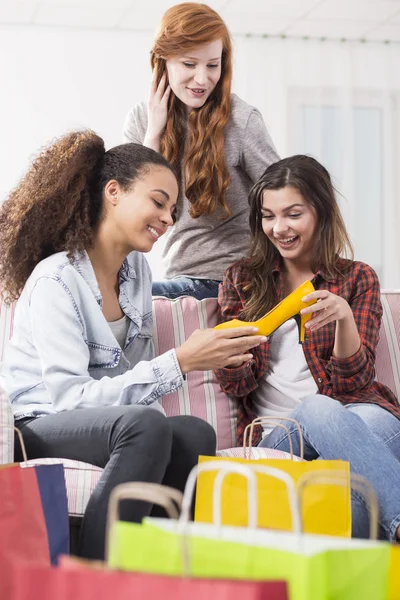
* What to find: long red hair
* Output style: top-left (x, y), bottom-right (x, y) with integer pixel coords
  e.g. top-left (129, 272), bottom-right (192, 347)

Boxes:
top-left (150, 2), bottom-right (232, 218)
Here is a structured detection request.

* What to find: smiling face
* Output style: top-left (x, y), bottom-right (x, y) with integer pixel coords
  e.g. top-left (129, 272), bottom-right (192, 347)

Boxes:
top-left (166, 39), bottom-right (223, 111)
top-left (105, 165), bottom-right (178, 253)
top-left (261, 186), bottom-right (317, 268)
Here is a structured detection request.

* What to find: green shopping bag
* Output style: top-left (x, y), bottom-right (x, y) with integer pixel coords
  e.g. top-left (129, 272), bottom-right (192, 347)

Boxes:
top-left (107, 461), bottom-right (391, 600)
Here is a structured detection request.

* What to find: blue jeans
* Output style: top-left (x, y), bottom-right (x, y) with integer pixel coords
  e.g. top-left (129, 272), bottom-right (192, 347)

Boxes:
top-left (152, 277), bottom-right (221, 300)
top-left (258, 395), bottom-right (400, 541)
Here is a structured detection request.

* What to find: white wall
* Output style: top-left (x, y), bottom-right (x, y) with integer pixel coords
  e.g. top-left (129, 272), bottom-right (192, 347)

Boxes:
top-left (1, 27), bottom-right (400, 282)
top-left (1, 27), bottom-right (153, 191)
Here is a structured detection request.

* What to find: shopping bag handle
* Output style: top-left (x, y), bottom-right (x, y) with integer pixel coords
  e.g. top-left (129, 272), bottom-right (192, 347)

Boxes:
top-left (0, 424), bottom-right (28, 463)
top-left (244, 422), bottom-right (294, 459)
top-left (243, 417), bottom-right (304, 460)
top-left (106, 482), bottom-right (183, 561)
top-left (180, 460), bottom-right (301, 532)
top-left (297, 471), bottom-right (379, 540)
top-left (178, 461), bottom-right (301, 576)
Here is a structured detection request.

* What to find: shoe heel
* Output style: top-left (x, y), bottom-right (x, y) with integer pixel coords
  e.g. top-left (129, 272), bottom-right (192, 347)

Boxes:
top-left (294, 313), bottom-right (310, 343)
top-left (215, 279), bottom-right (317, 339)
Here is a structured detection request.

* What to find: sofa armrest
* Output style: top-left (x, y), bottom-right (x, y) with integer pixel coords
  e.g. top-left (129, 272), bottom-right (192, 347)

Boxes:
top-left (0, 377), bottom-right (14, 464)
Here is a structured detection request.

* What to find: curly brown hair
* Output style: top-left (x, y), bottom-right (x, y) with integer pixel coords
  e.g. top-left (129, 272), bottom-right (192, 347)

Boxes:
top-left (0, 130), bottom-right (175, 302)
top-left (150, 2), bottom-right (232, 219)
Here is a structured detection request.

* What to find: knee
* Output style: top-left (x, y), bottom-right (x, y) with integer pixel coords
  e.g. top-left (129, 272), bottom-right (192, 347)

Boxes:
top-left (294, 395), bottom-right (344, 428)
top-left (169, 416), bottom-right (217, 457)
top-left (113, 407), bottom-right (172, 453)
top-left (193, 417), bottom-right (217, 455)
top-left (347, 403), bottom-right (386, 427)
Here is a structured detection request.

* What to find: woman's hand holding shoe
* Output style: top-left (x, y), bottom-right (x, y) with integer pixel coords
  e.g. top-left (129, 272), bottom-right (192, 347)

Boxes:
top-left (175, 327), bottom-right (267, 375)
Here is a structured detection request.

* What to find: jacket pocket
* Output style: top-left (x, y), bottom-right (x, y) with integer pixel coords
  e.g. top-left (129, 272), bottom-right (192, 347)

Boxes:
top-left (87, 343), bottom-right (121, 369)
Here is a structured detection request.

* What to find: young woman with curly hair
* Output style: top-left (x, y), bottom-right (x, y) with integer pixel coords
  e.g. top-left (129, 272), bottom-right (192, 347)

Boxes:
top-left (123, 2), bottom-right (279, 300)
top-left (0, 130), bottom-right (266, 559)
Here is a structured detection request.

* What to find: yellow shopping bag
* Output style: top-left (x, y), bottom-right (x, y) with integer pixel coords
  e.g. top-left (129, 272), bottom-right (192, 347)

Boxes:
top-left (388, 545), bottom-right (400, 600)
top-left (195, 417), bottom-right (351, 537)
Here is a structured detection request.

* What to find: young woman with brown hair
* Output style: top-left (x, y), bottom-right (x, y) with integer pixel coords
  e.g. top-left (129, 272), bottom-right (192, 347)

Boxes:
top-left (215, 154), bottom-right (400, 541)
top-left (0, 131), bottom-right (266, 559)
top-left (123, 2), bottom-right (279, 300)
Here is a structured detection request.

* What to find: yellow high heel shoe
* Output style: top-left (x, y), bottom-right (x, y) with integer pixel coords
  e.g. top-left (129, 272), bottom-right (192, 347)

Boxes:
top-left (214, 280), bottom-right (317, 343)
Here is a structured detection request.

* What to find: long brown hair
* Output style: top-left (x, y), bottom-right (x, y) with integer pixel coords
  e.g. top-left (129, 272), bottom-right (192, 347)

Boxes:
top-left (150, 2), bottom-right (232, 218)
top-left (0, 131), bottom-right (175, 302)
top-left (242, 155), bottom-right (354, 320)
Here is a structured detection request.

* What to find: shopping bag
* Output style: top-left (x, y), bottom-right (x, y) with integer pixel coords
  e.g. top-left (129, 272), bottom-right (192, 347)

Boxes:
top-left (108, 461), bottom-right (390, 600)
top-left (195, 417), bottom-right (351, 536)
top-left (31, 463), bottom-right (69, 564)
top-left (1, 462), bottom-right (69, 564)
top-left (9, 560), bottom-right (288, 600)
top-left (4, 425), bottom-right (70, 564)
top-left (0, 459), bottom-right (50, 599)
top-left (388, 545), bottom-right (400, 600)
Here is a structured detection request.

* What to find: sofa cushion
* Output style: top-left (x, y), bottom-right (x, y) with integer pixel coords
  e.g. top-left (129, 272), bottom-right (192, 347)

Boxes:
top-left (218, 447), bottom-right (303, 461)
top-left (152, 296), bottom-right (237, 450)
top-left (21, 448), bottom-right (299, 518)
top-left (21, 458), bottom-right (103, 517)
top-left (0, 301), bottom-right (15, 363)
top-left (1, 291), bottom-right (399, 470)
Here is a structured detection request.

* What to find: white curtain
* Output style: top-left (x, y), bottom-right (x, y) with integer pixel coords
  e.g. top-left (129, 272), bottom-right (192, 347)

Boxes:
top-left (231, 36), bottom-right (400, 289)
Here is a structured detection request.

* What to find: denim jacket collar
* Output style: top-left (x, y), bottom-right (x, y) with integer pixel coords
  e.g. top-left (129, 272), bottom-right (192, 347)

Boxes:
top-left (72, 251), bottom-right (140, 326)
top-left (73, 251), bottom-right (102, 305)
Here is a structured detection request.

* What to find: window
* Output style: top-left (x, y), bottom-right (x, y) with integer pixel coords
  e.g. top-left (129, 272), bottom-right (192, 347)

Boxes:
top-left (289, 88), bottom-right (399, 287)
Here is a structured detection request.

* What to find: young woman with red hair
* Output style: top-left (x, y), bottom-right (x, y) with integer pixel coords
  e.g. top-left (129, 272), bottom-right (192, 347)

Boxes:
top-left (123, 2), bottom-right (279, 300)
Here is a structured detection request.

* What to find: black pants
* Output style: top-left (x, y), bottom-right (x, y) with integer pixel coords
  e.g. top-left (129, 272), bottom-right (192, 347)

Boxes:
top-left (16, 407), bottom-right (216, 559)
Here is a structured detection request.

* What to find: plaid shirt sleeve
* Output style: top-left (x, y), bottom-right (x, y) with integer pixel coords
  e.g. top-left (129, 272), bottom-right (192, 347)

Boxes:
top-left (325, 263), bottom-right (382, 395)
top-left (214, 263), bottom-right (265, 397)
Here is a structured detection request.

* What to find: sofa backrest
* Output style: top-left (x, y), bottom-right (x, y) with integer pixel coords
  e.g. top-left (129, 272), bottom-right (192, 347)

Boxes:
top-left (374, 291), bottom-right (400, 400)
top-left (0, 292), bottom-right (399, 453)
top-left (152, 297), bottom-right (237, 449)
top-left (0, 296), bottom-right (237, 450)
top-left (0, 301), bottom-right (15, 362)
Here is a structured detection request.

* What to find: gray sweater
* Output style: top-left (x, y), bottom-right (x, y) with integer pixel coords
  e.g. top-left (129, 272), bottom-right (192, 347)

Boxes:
top-left (123, 94), bottom-right (279, 281)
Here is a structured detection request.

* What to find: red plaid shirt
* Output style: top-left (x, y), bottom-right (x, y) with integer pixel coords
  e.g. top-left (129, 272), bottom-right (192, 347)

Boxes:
top-left (215, 257), bottom-right (400, 446)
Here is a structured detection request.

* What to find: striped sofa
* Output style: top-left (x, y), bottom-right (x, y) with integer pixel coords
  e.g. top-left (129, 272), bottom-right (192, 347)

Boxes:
top-left (1, 292), bottom-right (399, 517)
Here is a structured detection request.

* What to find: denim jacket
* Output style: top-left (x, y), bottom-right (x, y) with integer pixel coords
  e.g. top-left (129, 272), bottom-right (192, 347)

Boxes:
top-left (1, 251), bottom-right (184, 419)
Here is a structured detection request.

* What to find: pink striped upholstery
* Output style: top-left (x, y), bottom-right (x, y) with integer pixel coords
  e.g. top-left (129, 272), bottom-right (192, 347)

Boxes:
top-left (0, 377), bottom-right (13, 464)
top-left (21, 458), bottom-right (103, 517)
top-left (375, 291), bottom-right (400, 401)
top-left (20, 449), bottom-right (298, 516)
top-left (1, 292), bottom-right (399, 517)
top-left (0, 301), bottom-right (16, 464)
top-left (0, 301), bottom-right (15, 362)
top-left (152, 296), bottom-right (237, 450)
top-left (218, 447), bottom-right (302, 460)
